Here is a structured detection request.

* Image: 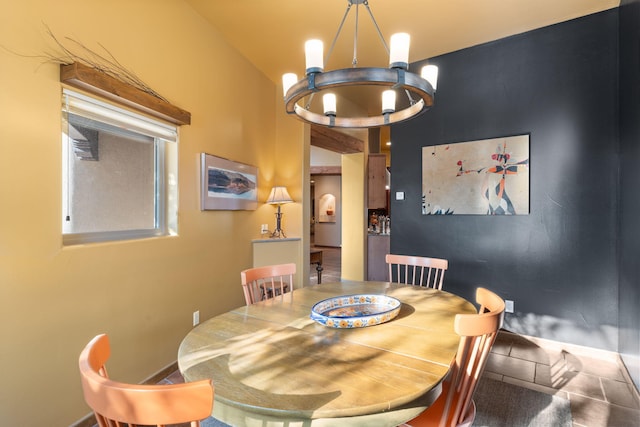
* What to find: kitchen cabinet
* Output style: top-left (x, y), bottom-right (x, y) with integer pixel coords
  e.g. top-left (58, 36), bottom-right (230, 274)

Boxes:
top-left (367, 234), bottom-right (390, 281)
top-left (368, 154), bottom-right (387, 209)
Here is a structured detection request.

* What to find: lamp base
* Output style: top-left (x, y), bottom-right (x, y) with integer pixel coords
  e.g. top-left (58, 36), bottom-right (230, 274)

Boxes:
top-left (270, 229), bottom-right (287, 239)
top-left (269, 208), bottom-right (286, 238)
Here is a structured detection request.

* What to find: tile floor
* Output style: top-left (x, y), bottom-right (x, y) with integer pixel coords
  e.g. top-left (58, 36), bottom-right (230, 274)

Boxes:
top-left (309, 245), bottom-right (342, 285)
top-left (485, 330), bottom-right (640, 426)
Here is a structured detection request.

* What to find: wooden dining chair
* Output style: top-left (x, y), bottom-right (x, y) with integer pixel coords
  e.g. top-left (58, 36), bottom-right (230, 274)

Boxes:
top-left (402, 287), bottom-right (505, 427)
top-left (79, 334), bottom-right (214, 427)
top-left (386, 254), bottom-right (449, 289)
top-left (240, 262), bottom-right (296, 305)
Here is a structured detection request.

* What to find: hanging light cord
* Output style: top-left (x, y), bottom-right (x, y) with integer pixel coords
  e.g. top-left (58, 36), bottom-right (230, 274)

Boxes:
top-left (361, 1), bottom-right (390, 55)
top-left (360, 1), bottom-right (416, 105)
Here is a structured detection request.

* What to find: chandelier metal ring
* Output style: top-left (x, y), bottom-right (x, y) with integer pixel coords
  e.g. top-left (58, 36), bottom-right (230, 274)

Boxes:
top-left (282, 0), bottom-right (438, 129)
top-left (284, 67), bottom-right (435, 128)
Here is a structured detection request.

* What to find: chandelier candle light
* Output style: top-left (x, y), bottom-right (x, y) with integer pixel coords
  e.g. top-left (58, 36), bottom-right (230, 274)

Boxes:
top-left (282, 0), bottom-right (438, 129)
top-left (266, 186), bottom-right (294, 238)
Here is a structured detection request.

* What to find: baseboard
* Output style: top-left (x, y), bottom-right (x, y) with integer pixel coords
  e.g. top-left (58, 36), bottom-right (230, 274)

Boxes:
top-left (141, 361), bottom-right (179, 385)
top-left (498, 329), bottom-right (640, 397)
top-left (68, 413), bottom-right (95, 427)
top-left (499, 329), bottom-right (619, 362)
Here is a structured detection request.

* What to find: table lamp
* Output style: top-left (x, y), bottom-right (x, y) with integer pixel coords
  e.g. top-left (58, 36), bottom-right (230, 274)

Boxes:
top-left (266, 186), bottom-right (293, 238)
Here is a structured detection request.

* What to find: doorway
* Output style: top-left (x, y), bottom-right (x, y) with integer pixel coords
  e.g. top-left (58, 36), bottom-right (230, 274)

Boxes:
top-left (309, 125), bottom-right (366, 283)
top-left (312, 175), bottom-right (341, 247)
top-left (310, 172), bottom-right (342, 284)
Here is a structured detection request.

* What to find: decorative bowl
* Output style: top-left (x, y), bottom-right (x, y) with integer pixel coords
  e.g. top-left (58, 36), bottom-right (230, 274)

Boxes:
top-left (310, 294), bottom-right (401, 328)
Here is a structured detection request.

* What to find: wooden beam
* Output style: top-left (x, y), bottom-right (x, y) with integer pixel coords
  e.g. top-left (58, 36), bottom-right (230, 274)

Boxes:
top-left (60, 62), bottom-right (191, 125)
top-left (311, 125), bottom-right (363, 154)
top-left (310, 166), bottom-right (342, 175)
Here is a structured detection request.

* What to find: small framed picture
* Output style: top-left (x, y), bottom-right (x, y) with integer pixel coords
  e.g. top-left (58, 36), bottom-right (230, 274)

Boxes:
top-left (200, 153), bottom-right (258, 210)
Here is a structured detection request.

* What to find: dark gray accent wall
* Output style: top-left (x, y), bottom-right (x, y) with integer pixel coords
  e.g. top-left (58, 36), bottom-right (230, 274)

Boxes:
top-left (619, 0), bottom-right (640, 390)
top-left (391, 10), bottom-right (619, 351)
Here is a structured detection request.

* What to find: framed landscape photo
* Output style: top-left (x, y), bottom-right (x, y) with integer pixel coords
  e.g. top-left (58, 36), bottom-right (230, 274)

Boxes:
top-left (200, 153), bottom-right (258, 210)
top-left (422, 134), bottom-right (530, 215)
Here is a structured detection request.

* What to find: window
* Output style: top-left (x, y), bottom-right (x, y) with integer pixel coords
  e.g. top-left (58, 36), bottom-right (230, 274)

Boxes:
top-left (61, 89), bottom-right (178, 245)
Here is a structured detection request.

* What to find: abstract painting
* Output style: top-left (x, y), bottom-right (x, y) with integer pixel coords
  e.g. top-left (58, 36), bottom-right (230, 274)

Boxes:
top-left (201, 153), bottom-right (258, 210)
top-left (422, 135), bottom-right (529, 215)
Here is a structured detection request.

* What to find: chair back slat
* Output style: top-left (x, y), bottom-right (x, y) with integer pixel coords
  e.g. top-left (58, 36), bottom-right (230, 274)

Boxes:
top-left (241, 263), bottom-right (296, 305)
top-left (79, 334), bottom-right (214, 427)
top-left (386, 254), bottom-right (448, 289)
top-left (445, 287), bottom-right (504, 426)
top-left (402, 287), bottom-right (504, 427)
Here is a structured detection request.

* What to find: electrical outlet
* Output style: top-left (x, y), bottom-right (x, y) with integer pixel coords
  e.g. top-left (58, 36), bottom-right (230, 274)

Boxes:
top-left (505, 300), bottom-right (514, 313)
top-left (261, 224), bottom-right (269, 234)
top-left (193, 310), bottom-right (200, 326)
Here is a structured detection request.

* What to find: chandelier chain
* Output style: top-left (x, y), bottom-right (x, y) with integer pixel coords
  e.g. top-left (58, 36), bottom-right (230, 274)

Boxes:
top-left (362, 1), bottom-right (390, 56)
top-left (325, 3), bottom-right (352, 67)
top-left (405, 88), bottom-right (417, 105)
top-left (353, 2), bottom-right (359, 67)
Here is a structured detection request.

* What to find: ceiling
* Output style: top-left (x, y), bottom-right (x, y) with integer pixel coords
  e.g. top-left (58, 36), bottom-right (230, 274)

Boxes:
top-left (186, 0), bottom-right (618, 86)
top-left (185, 0), bottom-right (619, 154)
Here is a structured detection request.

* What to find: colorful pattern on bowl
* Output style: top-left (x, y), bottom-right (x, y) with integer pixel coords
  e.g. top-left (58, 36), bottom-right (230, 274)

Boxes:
top-left (310, 294), bottom-right (401, 328)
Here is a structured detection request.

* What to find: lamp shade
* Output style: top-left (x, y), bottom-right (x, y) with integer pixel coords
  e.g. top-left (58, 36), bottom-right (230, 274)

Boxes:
top-left (305, 39), bottom-right (324, 74)
top-left (323, 93), bottom-right (337, 116)
top-left (389, 33), bottom-right (410, 69)
top-left (266, 186), bottom-right (293, 205)
top-left (282, 73), bottom-right (298, 97)
top-left (421, 65), bottom-right (439, 91)
top-left (382, 90), bottom-right (396, 114)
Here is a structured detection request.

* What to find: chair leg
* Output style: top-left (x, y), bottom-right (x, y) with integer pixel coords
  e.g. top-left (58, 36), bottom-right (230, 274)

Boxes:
top-left (457, 399), bottom-right (476, 427)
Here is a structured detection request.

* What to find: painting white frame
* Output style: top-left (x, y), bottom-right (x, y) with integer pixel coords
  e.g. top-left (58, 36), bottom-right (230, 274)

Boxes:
top-left (422, 134), bottom-right (530, 215)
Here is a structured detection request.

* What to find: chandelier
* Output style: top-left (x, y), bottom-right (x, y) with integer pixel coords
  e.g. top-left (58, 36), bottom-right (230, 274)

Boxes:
top-left (282, 0), bottom-right (438, 129)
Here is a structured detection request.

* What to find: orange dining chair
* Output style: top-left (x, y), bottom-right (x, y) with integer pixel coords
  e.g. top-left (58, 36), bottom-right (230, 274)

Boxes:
top-left (240, 262), bottom-right (296, 305)
top-left (402, 287), bottom-right (505, 427)
top-left (386, 254), bottom-right (449, 289)
top-left (79, 334), bottom-right (214, 427)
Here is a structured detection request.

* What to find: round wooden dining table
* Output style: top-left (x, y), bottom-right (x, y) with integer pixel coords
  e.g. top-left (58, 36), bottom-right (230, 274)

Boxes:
top-left (178, 281), bottom-right (476, 426)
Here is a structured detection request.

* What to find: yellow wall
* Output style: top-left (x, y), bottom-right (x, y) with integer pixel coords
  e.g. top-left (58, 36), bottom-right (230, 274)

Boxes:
top-left (274, 81), bottom-right (308, 280)
top-left (0, 1), bottom-right (303, 424)
top-left (341, 153), bottom-right (366, 280)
